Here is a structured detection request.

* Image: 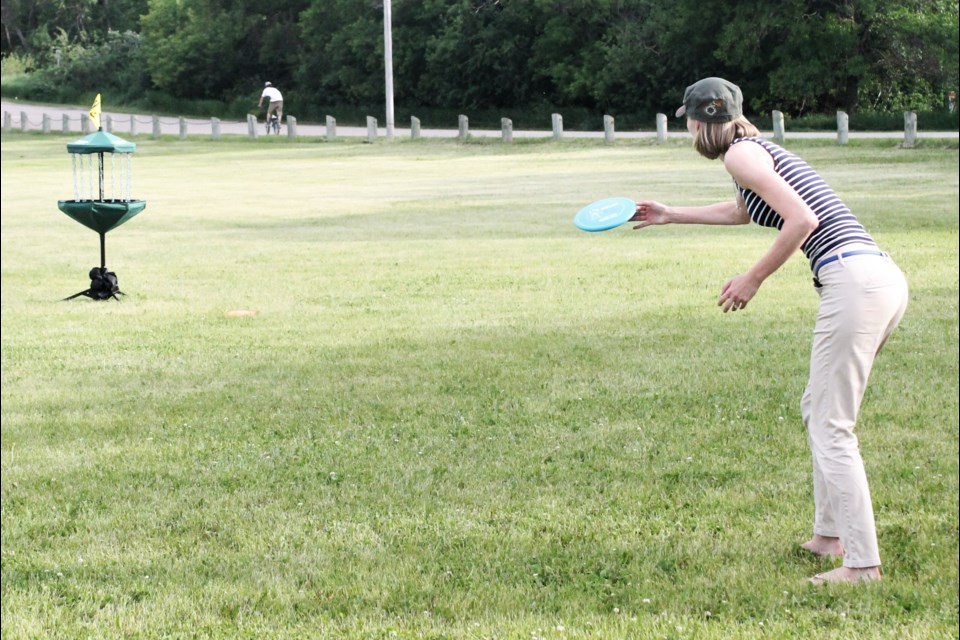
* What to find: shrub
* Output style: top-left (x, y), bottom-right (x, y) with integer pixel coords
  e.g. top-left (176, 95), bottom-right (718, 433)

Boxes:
top-left (4, 30), bottom-right (152, 105)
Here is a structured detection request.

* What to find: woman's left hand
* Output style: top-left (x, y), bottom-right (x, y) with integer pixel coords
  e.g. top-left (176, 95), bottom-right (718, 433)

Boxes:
top-left (719, 273), bottom-right (761, 313)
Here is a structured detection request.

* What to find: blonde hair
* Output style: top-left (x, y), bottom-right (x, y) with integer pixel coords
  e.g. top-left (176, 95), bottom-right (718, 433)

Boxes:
top-left (693, 116), bottom-right (761, 160)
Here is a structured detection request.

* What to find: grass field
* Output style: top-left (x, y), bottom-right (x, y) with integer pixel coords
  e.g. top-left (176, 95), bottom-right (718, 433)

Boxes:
top-left (1, 132), bottom-right (958, 639)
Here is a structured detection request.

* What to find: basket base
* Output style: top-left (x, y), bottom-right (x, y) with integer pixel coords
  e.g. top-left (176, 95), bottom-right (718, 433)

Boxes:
top-left (63, 267), bottom-right (123, 301)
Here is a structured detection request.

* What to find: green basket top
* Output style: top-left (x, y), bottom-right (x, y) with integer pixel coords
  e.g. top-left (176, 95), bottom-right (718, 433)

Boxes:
top-left (66, 130), bottom-right (137, 154)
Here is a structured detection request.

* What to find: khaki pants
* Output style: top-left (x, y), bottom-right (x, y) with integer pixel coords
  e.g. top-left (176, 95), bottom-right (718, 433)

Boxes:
top-left (801, 248), bottom-right (908, 568)
top-left (267, 100), bottom-right (283, 122)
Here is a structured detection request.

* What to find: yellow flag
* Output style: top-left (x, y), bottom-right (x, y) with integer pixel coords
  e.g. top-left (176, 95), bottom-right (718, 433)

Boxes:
top-left (89, 94), bottom-right (101, 130)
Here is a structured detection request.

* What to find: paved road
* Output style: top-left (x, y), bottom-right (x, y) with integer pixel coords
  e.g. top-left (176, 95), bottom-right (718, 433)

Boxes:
top-left (3, 98), bottom-right (957, 141)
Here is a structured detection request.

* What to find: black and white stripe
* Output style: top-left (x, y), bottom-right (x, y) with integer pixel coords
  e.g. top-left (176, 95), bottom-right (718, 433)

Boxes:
top-left (731, 137), bottom-right (876, 271)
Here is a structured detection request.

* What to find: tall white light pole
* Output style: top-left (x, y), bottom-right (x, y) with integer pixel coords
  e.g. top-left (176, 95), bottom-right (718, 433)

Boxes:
top-left (383, 0), bottom-right (395, 139)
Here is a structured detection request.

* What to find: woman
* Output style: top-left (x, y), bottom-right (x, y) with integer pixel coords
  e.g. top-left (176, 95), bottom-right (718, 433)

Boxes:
top-left (631, 77), bottom-right (909, 584)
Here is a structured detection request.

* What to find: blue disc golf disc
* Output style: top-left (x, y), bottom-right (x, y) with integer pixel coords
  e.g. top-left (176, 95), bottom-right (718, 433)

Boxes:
top-left (573, 197), bottom-right (636, 232)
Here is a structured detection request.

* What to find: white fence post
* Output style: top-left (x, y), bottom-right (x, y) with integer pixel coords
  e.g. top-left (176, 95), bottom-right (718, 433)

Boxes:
top-left (656, 113), bottom-right (668, 144)
top-left (903, 111), bottom-right (917, 148)
top-left (42, 114), bottom-right (51, 134)
top-left (411, 116), bottom-right (420, 139)
top-left (211, 117), bottom-right (221, 141)
top-left (130, 115), bottom-right (137, 137)
top-left (105, 114), bottom-right (112, 132)
top-left (772, 110), bottom-right (785, 144)
top-left (246, 114), bottom-right (257, 139)
top-left (603, 115), bottom-right (615, 144)
top-left (501, 117), bottom-right (513, 143)
top-left (551, 113), bottom-right (563, 140)
top-left (836, 111), bottom-right (849, 145)
top-left (62, 114), bottom-right (70, 133)
top-left (81, 114), bottom-right (90, 134)
top-left (179, 116), bottom-right (188, 140)
top-left (326, 116), bottom-right (336, 141)
top-left (286, 115), bottom-right (297, 140)
top-left (366, 116), bottom-right (377, 143)
top-left (458, 114), bottom-right (469, 142)
top-left (153, 115), bottom-right (161, 139)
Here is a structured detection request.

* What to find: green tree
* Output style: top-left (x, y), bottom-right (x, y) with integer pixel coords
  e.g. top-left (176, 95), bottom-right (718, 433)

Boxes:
top-left (5, 0), bottom-right (956, 120)
top-left (138, 0), bottom-right (309, 102)
top-left (859, 0), bottom-right (959, 111)
top-left (140, 0), bottom-right (248, 99)
top-left (713, 0), bottom-right (959, 114)
top-left (2, 0), bottom-right (148, 56)
top-left (294, 0), bottom-right (382, 106)
top-left (406, 0), bottom-right (541, 109)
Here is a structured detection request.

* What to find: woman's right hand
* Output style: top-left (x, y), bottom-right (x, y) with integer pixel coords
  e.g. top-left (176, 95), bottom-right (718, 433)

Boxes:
top-left (631, 200), bottom-right (671, 229)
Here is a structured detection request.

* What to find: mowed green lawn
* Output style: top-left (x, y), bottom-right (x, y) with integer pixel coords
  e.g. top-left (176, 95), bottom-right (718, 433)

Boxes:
top-left (1, 132), bottom-right (957, 639)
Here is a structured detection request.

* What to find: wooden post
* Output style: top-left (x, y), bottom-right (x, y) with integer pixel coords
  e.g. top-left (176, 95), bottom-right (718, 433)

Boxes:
top-left (603, 115), bottom-right (615, 144)
top-left (62, 114), bottom-right (70, 133)
top-left (836, 111), bottom-right (849, 145)
top-left (366, 116), bottom-right (378, 143)
top-left (42, 114), bottom-right (51, 134)
top-left (501, 118), bottom-right (513, 143)
top-left (246, 114), bottom-right (257, 139)
top-left (286, 115), bottom-right (297, 140)
top-left (903, 111), bottom-right (917, 148)
top-left (656, 113), bottom-right (668, 144)
top-left (153, 115), bottom-right (161, 139)
top-left (410, 116), bottom-right (421, 139)
top-left (458, 114), bottom-right (469, 142)
top-left (772, 110), bottom-right (785, 144)
top-left (81, 113), bottom-right (90, 134)
top-left (326, 116), bottom-right (336, 141)
top-left (211, 117), bottom-right (221, 141)
top-left (130, 115), bottom-right (137, 137)
top-left (3, 111), bottom-right (11, 132)
top-left (551, 113), bottom-right (563, 140)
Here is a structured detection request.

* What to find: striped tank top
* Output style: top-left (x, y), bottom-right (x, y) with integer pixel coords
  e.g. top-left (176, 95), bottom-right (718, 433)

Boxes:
top-left (730, 137), bottom-right (875, 271)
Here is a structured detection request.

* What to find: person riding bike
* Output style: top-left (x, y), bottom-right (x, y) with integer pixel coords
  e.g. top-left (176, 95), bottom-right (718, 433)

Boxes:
top-left (258, 82), bottom-right (283, 132)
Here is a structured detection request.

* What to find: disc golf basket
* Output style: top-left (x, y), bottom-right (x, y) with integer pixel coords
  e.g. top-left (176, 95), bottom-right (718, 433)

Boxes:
top-left (58, 130), bottom-right (146, 300)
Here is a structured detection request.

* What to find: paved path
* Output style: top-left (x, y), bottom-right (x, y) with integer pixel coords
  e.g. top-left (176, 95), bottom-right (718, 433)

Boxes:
top-left (4, 98), bottom-right (957, 141)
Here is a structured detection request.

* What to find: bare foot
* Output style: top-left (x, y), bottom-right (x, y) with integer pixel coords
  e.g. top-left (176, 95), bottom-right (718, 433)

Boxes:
top-left (800, 535), bottom-right (844, 559)
top-left (809, 566), bottom-right (882, 585)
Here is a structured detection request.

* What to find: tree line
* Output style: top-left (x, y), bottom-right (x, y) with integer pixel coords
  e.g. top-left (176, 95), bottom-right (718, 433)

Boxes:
top-left (2, 0), bottom-right (957, 126)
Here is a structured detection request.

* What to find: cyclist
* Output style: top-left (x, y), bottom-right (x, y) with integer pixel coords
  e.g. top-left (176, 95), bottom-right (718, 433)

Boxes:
top-left (258, 82), bottom-right (283, 131)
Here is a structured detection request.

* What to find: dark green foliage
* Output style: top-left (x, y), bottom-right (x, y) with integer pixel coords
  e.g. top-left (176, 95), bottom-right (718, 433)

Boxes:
top-left (2, 0), bottom-right (957, 122)
top-left (3, 30), bottom-right (150, 105)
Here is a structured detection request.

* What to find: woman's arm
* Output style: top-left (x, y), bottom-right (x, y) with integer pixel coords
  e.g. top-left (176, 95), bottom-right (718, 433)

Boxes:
top-left (716, 140), bottom-right (819, 312)
top-left (631, 198), bottom-right (749, 229)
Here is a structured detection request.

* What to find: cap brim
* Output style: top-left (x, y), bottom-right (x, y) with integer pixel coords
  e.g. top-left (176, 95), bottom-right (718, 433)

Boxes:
top-left (675, 105), bottom-right (687, 118)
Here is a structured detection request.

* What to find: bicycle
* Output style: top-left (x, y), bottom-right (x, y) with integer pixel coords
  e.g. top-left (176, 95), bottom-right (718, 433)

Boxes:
top-left (266, 113), bottom-right (280, 135)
